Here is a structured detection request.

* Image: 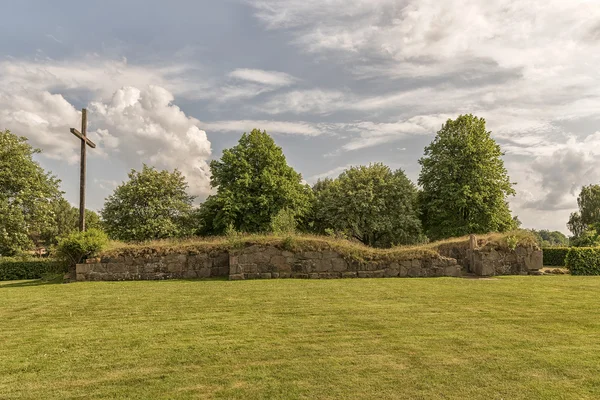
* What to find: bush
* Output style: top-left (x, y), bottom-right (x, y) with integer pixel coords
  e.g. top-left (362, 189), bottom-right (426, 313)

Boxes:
top-left (0, 258), bottom-right (65, 281)
top-left (271, 208), bottom-right (297, 235)
top-left (543, 247), bottom-right (570, 266)
top-left (565, 248), bottom-right (600, 275)
top-left (56, 229), bottom-right (108, 266)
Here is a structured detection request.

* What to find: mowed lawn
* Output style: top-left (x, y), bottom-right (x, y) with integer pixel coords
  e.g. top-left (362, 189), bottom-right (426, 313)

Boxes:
top-left (1, 277), bottom-right (600, 399)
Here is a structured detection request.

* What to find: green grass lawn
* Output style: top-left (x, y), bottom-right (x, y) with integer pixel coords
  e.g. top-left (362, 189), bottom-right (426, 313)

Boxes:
top-left (1, 277), bottom-right (600, 399)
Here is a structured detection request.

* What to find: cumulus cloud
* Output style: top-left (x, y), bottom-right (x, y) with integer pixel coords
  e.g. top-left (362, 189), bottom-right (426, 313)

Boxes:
top-left (0, 90), bottom-right (81, 163)
top-left (90, 86), bottom-right (212, 197)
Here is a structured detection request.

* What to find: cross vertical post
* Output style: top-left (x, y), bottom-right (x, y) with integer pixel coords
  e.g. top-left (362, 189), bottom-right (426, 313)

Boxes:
top-left (79, 109), bottom-right (87, 232)
top-left (70, 108), bottom-right (96, 232)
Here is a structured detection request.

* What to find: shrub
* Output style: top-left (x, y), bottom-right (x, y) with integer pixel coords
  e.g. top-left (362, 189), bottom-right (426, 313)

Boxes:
top-left (565, 248), bottom-right (600, 275)
top-left (271, 208), bottom-right (297, 235)
top-left (56, 229), bottom-right (108, 266)
top-left (543, 247), bottom-right (570, 266)
top-left (0, 258), bottom-right (65, 281)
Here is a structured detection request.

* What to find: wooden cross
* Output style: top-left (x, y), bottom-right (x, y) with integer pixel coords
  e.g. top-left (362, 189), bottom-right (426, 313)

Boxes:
top-left (69, 108), bottom-right (96, 232)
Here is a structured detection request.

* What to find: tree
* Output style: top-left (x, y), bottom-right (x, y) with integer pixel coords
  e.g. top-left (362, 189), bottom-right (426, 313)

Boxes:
top-left (531, 229), bottom-right (569, 247)
top-left (310, 163), bottom-right (423, 248)
top-left (567, 184), bottom-right (600, 246)
top-left (101, 165), bottom-right (195, 241)
top-left (199, 129), bottom-right (313, 234)
top-left (0, 130), bottom-right (62, 255)
top-left (46, 198), bottom-right (102, 242)
top-left (418, 115), bottom-right (516, 240)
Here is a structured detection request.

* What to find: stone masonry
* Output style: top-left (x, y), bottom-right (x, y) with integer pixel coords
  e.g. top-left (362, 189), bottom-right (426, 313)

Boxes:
top-left (76, 242), bottom-right (542, 281)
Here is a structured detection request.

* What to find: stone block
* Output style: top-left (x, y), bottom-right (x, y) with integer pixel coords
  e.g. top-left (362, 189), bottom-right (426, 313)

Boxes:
top-left (445, 266), bottom-right (461, 277)
top-left (271, 272), bottom-right (280, 278)
top-left (245, 273), bottom-right (261, 280)
top-left (527, 250), bottom-right (543, 271)
top-left (279, 272), bottom-right (291, 278)
top-left (341, 272), bottom-right (357, 278)
top-left (315, 259), bottom-right (332, 272)
top-left (213, 252), bottom-right (230, 268)
top-left (309, 273), bottom-right (320, 279)
top-left (293, 273), bottom-right (309, 279)
top-left (321, 250), bottom-right (339, 259)
top-left (300, 251), bottom-right (322, 260)
top-left (197, 268), bottom-right (211, 278)
top-left (183, 270), bottom-right (198, 279)
top-left (260, 273), bottom-right (272, 279)
top-left (358, 271), bottom-right (373, 278)
top-left (407, 267), bottom-right (421, 277)
top-left (76, 264), bottom-right (90, 274)
top-left (281, 250), bottom-right (295, 258)
top-left (411, 259), bottom-right (421, 268)
top-left (229, 274), bottom-right (245, 281)
top-left (319, 272), bottom-right (341, 279)
top-left (399, 266), bottom-right (408, 277)
top-left (229, 263), bottom-right (242, 275)
top-left (372, 270), bottom-right (385, 278)
top-left (331, 258), bottom-right (348, 272)
top-left (241, 263), bottom-right (258, 274)
top-left (76, 273), bottom-right (86, 281)
top-left (384, 268), bottom-right (399, 277)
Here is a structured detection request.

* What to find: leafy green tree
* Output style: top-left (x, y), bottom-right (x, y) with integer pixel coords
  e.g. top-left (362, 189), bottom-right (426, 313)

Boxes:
top-left (101, 165), bottom-right (195, 241)
top-left (199, 129), bottom-right (313, 234)
top-left (0, 130), bottom-right (62, 255)
top-left (418, 115), bottom-right (516, 240)
top-left (531, 229), bottom-right (569, 247)
top-left (311, 163), bottom-right (423, 248)
top-left (44, 199), bottom-right (102, 243)
top-left (567, 184), bottom-right (600, 246)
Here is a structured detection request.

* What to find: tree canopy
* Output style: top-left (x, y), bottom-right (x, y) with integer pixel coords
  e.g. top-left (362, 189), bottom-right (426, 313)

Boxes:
top-left (418, 114), bottom-right (516, 240)
top-left (199, 129), bottom-right (312, 234)
top-left (568, 185), bottom-right (600, 247)
top-left (45, 198), bottom-right (102, 243)
top-left (310, 163), bottom-right (423, 248)
top-left (531, 229), bottom-right (569, 247)
top-left (0, 130), bottom-right (62, 255)
top-left (101, 165), bottom-right (195, 241)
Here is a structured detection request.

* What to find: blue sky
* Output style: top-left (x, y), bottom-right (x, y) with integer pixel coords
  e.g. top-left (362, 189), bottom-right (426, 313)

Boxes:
top-left (2, 0), bottom-right (600, 233)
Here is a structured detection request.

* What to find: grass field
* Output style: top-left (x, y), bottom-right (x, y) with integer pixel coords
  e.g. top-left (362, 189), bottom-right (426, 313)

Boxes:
top-left (1, 277), bottom-right (599, 399)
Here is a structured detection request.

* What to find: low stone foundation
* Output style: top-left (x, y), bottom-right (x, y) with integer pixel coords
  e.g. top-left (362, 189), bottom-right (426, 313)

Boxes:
top-left (229, 245), bottom-right (460, 280)
top-left (76, 251), bottom-right (229, 281)
top-left (76, 241), bottom-right (542, 281)
top-left (469, 245), bottom-right (542, 276)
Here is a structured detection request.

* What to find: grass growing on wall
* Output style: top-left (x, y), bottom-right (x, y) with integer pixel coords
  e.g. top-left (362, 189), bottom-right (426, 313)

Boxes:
top-left (98, 230), bottom-right (538, 264)
top-left (0, 276), bottom-right (599, 399)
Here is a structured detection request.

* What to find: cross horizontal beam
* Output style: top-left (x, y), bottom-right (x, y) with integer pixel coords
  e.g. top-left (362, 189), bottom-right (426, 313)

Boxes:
top-left (70, 128), bottom-right (96, 148)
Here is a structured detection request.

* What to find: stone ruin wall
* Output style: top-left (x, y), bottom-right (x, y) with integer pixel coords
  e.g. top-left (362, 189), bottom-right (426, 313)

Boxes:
top-left (76, 251), bottom-right (230, 281)
top-left (228, 245), bottom-right (461, 280)
top-left (76, 242), bottom-right (542, 281)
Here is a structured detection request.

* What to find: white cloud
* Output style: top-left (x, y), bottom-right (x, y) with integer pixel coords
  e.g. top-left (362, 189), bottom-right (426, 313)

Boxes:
top-left (90, 86), bottom-right (212, 197)
top-left (229, 68), bottom-right (297, 86)
top-left (201, 120), bottom-right (323, 136)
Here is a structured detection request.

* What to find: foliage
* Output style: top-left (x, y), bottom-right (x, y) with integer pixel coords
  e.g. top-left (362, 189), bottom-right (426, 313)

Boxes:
top-left (0, 130), bottom-right (62, 255)
top-left (542, 247), bottom-right (570, 267)
top-left (505, 235), bottom-right (519, 250)
top-left (568, 185), bottom-right (600, 245)
top-left (43, 198), bottom-right (103, 244)
top-left (199, 129), bottom-right (313, 235)
top-left (0, 258), bottom-right (65, 281)
top-left (570, 229), bottom-right (600, 247)
top-left (310, 163), bottom-right (423, 248)
top-left (567, 212), bottom-right (587, 238)
top-left (56, 229), bottom-right (109, 266)
top-left (270, 208), bottom-right (297, 235)
top-left (418, 115), bottom-right (516, 240)
top-left (530, 229), bottom-right (569, 247)
top-left (565, 247), bottom-right (600, 275)
top-left (101, 165), bottom-right (195, 241)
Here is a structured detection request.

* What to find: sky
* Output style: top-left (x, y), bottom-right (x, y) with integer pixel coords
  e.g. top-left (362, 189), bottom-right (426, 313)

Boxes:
top-left (2, 0), bottom-right (600, 234)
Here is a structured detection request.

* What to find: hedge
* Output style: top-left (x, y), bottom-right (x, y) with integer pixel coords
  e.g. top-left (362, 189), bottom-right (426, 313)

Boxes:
top-left (542, 247), bottom-right (570, 266)
top-left (565, 248), bottom-right (600, 275)
top-left (0, 259), bottom-right (66, 281)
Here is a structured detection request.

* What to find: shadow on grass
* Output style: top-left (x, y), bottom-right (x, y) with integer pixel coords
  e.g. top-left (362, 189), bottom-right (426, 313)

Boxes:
top-left (0, 277), bottom-right (65, 288)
